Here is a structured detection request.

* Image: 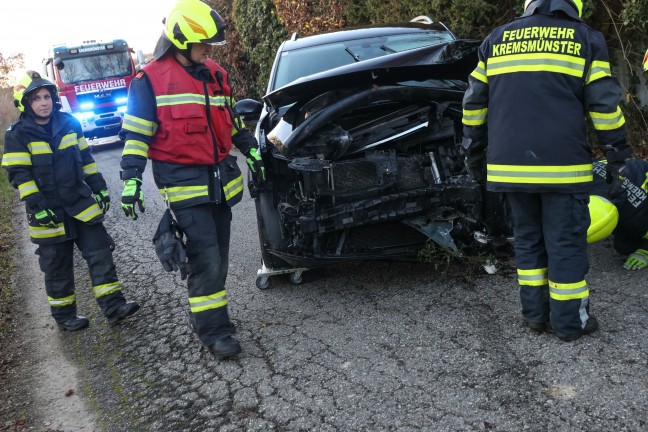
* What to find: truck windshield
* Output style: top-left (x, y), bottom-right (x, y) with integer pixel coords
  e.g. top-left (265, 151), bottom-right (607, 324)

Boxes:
top-left (58, 51), bottom-right (132, 84)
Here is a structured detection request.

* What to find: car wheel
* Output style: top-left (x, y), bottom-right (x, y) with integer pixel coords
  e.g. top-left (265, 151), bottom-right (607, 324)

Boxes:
top-left (255, 191), bottom-right (290, 270)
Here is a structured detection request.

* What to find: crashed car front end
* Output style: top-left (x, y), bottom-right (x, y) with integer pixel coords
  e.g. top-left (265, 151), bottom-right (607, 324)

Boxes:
top-left (251, 40), bottom-right (509, 269)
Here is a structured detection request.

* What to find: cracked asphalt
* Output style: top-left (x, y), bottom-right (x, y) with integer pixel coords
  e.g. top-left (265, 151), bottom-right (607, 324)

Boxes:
top-left (14, 141), bottom-right (648, 431)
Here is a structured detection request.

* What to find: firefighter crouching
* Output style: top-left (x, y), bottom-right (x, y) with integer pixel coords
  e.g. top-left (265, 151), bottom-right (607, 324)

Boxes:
top-left (119, 0), bottom-right (265, 359)
top-left (590, 159), bottom-right (648, 270)
top-left (461, 0), bottom-right (631, 341)
top-left (1, 71), bottom-right (139, 331)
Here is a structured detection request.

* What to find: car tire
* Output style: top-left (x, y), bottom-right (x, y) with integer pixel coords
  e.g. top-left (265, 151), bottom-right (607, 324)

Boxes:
top-left (255, 191), bottom-right (290, 270)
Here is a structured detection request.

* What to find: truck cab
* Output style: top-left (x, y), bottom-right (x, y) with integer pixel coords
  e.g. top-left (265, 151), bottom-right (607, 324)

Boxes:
top-left (43, 39), bottom-right (137, 140)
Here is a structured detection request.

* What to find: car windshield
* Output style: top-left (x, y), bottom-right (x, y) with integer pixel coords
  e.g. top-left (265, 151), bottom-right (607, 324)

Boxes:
top-left (58, 51), bottom-right (132, 84)
top-left (272, 31), bottom-right (454, 90)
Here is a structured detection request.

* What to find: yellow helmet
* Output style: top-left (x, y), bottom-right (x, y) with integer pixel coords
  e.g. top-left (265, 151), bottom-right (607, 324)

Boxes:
top-left (643, 48), bottom-right (648, 77)
top-left (587, 195), bottom-right (618, 244)
top-left (164, 0), bottom-right (227, 50)
top-left (13, 70), bottom-right (57, 113)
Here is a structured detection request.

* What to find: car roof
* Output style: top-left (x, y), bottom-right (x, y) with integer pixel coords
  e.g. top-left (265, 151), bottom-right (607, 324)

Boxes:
top-left (280, 22), bottom-right (455, 52)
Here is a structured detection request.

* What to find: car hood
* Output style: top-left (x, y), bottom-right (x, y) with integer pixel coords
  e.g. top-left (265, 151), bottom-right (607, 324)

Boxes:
top-left (263, 39), bottom-right (480, 109)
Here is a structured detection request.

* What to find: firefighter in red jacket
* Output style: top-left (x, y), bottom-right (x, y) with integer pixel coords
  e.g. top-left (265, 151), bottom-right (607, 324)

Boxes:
top-left (119, 0), bottom-right (264, 359)
top-left (2, 71), bottom-right (139, 331)
top-left (461, 0), bottom-right (631, 341)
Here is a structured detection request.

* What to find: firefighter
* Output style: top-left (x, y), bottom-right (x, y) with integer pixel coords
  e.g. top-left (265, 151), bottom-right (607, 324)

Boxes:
top-left (2, 71), bottom-right (139, 331)
top-left (119, 0), bottom-right (264, 359)
top-left (591, 159), bottom-right (648, 270)
top-left (643, 48), bottom-right (648, 76)
top-left (461, 0), bottom-right (631, 341)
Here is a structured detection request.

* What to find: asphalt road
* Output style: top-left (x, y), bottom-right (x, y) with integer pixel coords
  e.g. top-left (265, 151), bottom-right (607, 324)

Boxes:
top-left (16, 141), bottom-right (648, 431)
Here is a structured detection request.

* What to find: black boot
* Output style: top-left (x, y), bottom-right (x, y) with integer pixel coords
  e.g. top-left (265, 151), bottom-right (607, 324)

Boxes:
top-left (206, 335), bottom-right (241, 359)
top-left (58, 316), bottom-right (90, 331)
top-left (107, 301), bottom-right (140, 324)
top-left (556, 316), bottom-right (598, 341)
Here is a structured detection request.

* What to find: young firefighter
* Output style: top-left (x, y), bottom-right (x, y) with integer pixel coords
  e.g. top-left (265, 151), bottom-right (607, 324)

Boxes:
top-left (461, 0), bottom-right (631, 341)
top-left (2, 71), bottom-right (139, 331)
top-left (119, 0), bottom-right (265, 359)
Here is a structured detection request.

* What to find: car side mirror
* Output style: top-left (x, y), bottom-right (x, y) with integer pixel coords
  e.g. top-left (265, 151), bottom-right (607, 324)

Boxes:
top-left (54, 57), bottom-right (64, 70)
top-left (236, 98), bottom-right (263, 123)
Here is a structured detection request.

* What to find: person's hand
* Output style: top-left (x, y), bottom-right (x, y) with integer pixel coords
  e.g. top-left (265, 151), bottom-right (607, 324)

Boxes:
top-left (32, 208), bottom-right (58, 228)
top-left (623, 249), bottom-right (648, 271)
top-left (95, 189), bottom-right (110, 214)
top-left (121, 179), bottom-right (145, 220)
top-left (154, 230), bottom-right (188, 280)
top-left (465, 151), bottom-right (486, 184)
top-left (245, 148), bottom-right (266, 183)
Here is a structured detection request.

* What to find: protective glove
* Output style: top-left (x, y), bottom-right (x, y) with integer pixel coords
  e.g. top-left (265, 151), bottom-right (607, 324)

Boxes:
top-left (623, 249), bottom-right (648, 271)
top-left (153, 209), bottom-right (187, 280)
top-left (245, 148), bottom-right (266, 183)
top-left (465, 151), bottom-right (486, 184)
top-left (32, 208), bottom-right (58, 228)
top-left (95, 189), bottom-right (110, 214)
top-left (121, 178), bottom-right (145, 220)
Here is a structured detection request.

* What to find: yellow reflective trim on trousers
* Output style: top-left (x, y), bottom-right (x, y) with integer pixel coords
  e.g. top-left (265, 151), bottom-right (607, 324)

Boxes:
top-left (27, 141), bottom-right (52, 155)
top-left (78, 137), bottom-right (89, 151)
top-left (586, 60), bottom-right (611, 85)
top-left (462, 107), bottom-right (488, 126)
top-left (159, 185), bottom-right (209, 203)
top-left (74, 203), bottom-right (103, 222)
top-left (93, 281), bottom-right (123, 298)
top-left (487, 163), bottom-right (593, 184)
top-left (156, 93), bottom-right (228, 107)
top-left (48, 293), bottom-right (76, 307)
top-left (487, 53), bottom-right (585, 78)
top-left (59, 133), bottom-right (78, 150)
top-left (589, 107), bottom-right (625, 131)
top-left (29, 223), bottom-right (66, 239)
top-left (223, 174), bottom-right (244, 201)
top-left (18, 180), bottom-right (39, 199)
top-left (470, 61), bottom-right (488, 83)
top-left (2, 152), bottom-right (32, 167)
top-left (549, 279), bottom-right (588, 301)
top-left (517, 268), bottom-right (548, 286)
top-left (188, 290), bottom-right (228, 313)
top-left (83, 162), bottom-right (99, 176)
top-left (122, 114), bottom-right (157, 136)
top-left (122, 139), bottom-right (149, 158)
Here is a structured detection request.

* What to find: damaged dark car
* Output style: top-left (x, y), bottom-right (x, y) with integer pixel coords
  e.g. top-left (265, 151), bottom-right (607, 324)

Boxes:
top-left (237, 18), bottom-right (511, 288)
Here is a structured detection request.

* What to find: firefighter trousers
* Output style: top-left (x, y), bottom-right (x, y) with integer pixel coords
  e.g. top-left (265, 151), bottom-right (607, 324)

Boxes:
top-left (35, 220), bottom-right (127, 324)
top-left (173, 202), bottom-right (233, 346)
top-left (504, 192), bottom-right (591, 338)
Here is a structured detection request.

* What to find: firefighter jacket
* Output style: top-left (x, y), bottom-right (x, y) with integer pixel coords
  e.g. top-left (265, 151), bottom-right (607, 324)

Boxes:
top-left (2, 111), bottom-right (106, 244)
top-left (119, 55), bottom-right (255, 210)
top-left (462, 6), bottom-right (628, 193)
top-left (591, 159), bottom-right (648, 244)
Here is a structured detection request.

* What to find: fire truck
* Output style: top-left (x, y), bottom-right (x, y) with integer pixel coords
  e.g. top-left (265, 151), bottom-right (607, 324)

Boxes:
top-left (42, 39), bottom-right (143, 140)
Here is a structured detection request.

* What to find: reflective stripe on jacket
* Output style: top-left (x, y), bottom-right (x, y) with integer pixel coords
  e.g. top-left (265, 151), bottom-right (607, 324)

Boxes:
top-left (2, 111), bottom-right (106, 244)
top-left (462, 11), bottom-right (626, 193)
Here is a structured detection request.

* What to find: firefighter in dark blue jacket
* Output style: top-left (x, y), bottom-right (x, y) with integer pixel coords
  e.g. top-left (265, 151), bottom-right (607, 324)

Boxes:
top-left (461, 0), bottom-right (631, 341)
top-left (119, 0), bottom-right (264, 359)
top-left (591, 159), bottom-right (648, 270)
top-left (2, 71), bottom-right (139, 331)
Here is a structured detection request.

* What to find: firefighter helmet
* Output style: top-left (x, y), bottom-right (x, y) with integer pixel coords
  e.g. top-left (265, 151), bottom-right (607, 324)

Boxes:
top-left (164, 0), bottom-right (227, 50)
top-left (643, 48), bottom-right (648, 77)
top-left (550, 0), bottom-right (583, 19)
top-left (587, 195), bottom-right (619, 244)
top-left (13, 70), bottom-right (57, 113)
